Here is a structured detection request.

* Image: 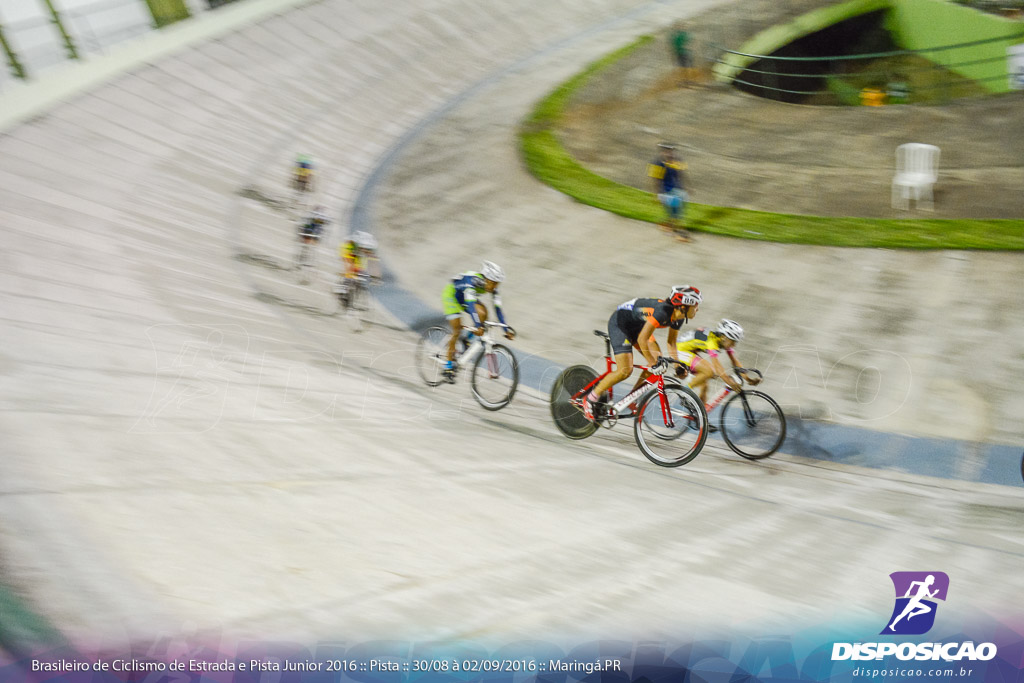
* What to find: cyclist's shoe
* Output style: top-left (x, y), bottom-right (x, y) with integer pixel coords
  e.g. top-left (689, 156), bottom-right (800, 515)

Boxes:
top-left (582, 396), bottom-right (596, 422)
top-left (708, 424), bottom-right (718, 433)
top-left (443, 360), bottom-right (457, 384)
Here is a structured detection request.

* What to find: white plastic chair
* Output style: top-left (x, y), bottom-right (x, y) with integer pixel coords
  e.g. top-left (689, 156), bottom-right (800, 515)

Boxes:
top-left (892, 143), bottom-right (940, 211)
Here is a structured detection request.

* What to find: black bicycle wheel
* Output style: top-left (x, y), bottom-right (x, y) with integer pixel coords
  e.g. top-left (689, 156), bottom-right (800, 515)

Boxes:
top-left (633, 385), bottom-right (708, 467)
top-left (471, 344), bottom-right (519, 411)
top-left (550, 365), bottom-right (599, 440)
top-left (719, 390), bottom-right (786, 460)
top-left (416, 326), bottom-right (452, 387)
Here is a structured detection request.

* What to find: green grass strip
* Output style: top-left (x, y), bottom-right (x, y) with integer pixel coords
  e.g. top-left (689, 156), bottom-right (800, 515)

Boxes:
top-left (0, 583), bottom-right (64, 653)
top-left (519, 36), bottom-right (1024, 250)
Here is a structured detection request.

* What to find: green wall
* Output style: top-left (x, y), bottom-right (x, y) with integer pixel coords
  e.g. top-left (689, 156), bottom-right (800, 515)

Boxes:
top-left (887, 0), bottom-right (1024, 92)
top-left (715, 0), bottom-right (1024, 94)
top-left (712, 0), bottom-right (890, 82)
top-left (143, 0), bottom-right (191, 27)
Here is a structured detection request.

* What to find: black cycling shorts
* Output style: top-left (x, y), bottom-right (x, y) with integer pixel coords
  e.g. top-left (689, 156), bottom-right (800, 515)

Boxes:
top-left (607, 309), bottom-right (641, 355)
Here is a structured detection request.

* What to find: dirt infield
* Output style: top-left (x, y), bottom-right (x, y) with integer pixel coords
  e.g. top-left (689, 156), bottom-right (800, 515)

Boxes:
top-left (557, 10), bottom-right (1024, 219)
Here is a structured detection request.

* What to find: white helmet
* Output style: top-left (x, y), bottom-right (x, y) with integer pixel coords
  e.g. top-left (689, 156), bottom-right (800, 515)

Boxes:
top-left (481, 261), bottom-right (505, 282)
top-left (668, 285), bottom-right (702, 308)
top-left (716, 319), bottom-right (744, 341)
top-left (353, 231), bottom-right (377, 250)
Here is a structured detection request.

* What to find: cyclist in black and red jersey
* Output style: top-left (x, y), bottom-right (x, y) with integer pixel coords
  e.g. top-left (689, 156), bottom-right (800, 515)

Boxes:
top-left (582, 285), bottom-right (702, 421)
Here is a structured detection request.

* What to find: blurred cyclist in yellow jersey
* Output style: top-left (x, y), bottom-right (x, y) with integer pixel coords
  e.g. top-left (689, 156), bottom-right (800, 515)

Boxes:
top-left (335, 231), bottom-right (380, 305)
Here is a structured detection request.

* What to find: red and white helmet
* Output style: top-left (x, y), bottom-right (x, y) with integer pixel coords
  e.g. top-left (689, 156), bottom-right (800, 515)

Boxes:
top-left (668, 285), bottom-right (701, 307)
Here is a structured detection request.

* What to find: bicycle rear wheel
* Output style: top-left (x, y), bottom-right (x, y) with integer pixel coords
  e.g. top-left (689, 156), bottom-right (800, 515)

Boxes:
top-left (633, 385), bottom-right (708, 467)
top-left (471, 344), bottom-right (519, 411)
top-left (348, 281), bottom-right (373, 331)
top-left (550, 365), bottom-right (599, 440)
top-left (719, 390), bottom-right (786, 460)
top-left (416, 326), bottom-right (451, 387)
top-left (296, 244), bottom-right (314, 284)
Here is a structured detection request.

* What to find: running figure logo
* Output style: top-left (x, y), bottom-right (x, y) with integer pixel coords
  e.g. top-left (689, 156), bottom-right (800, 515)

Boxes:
top-left (881, 572), bottom-right (950, 635)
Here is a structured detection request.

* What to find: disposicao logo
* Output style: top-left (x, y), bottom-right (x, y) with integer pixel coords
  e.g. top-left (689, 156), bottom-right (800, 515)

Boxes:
top-left (881, 571), bottom-right (949, 635)
top-left (831, 572), bottom-right (997, 662)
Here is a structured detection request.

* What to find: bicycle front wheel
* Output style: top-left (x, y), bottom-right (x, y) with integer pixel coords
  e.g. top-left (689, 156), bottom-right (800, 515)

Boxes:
top-left (719, 390), bottom-right (786, 460)
top-left (549, 365), bottom-right (599, 440)
top-left (471, 344), bottom-right (519, 411)
top-left (633, 385), bottom-right (708, 467)
top-left (415, 326), bottom-right (451, 387)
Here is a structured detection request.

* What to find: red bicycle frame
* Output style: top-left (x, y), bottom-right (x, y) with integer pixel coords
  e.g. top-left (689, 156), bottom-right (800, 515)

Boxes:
top-left (571, 331), bottom-right (680, 424)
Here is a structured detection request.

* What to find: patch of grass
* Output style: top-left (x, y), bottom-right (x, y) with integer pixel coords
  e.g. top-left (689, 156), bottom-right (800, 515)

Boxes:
top-left (0, 583), bottom-right (63, 653)
top-left (519, 37), bottom-right (1024, 249)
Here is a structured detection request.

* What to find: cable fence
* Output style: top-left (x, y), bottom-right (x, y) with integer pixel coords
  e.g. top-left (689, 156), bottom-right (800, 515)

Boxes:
top-left (713, 29), bottom-right (1024, 105)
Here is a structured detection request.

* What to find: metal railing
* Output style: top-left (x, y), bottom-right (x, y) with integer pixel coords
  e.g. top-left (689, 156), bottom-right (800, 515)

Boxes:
top-left (0, 0), bottom-right (190, 87)
top-left (63, 0), bottom-right (154, 56)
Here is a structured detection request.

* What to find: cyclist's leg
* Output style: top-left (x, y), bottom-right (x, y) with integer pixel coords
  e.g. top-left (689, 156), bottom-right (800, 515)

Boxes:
top-left (591, 312), bottom-right (635, 399)
top-left (441, 283), bottom-right (462, 361)
top-left (592, 352), bottom-right (633, 399)
top-left (338, 261), bottom-right (350, 291)
top-left (292, 178), bottom-right (306, 207)
top-left (687, 356), bottom-right (715, 403)
top-left (446, 317), bottom-right (463, 362)
top-left (307, 236), bottom-right (319, 265)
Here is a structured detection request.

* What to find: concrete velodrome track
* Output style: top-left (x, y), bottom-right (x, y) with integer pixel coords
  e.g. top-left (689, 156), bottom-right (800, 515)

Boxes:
top-left (1, 0), bottom-right (1022, 652)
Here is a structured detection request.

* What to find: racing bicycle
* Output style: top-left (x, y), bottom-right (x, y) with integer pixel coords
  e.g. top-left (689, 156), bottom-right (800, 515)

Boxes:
top-left (549, 330), bottom-right (709, 467)
top-left (673, 366), bottom-right (786, 459)
top-left (335, 271), bottom-right (376, 330)
top-left (295, 239), bottom-right (318, 286)
top-left (416, 320), bottom-right (519, 411)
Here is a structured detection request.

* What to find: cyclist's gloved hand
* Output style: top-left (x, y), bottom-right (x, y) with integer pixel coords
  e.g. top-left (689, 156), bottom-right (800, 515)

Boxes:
top-left (475, 326), bottom-right (485, 337)
top-left (504, 326), bottom-right (516, 341)
top-left (651, 357), bottom-right (671, 375)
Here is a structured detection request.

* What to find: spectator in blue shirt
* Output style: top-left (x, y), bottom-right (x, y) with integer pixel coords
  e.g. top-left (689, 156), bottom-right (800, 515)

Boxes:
top-left (648, 143), bottom-right (691, 242)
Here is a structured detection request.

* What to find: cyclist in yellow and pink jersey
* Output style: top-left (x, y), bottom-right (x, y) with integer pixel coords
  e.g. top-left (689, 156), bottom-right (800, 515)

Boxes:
top-left (676, 319), bottom-right (760, 411)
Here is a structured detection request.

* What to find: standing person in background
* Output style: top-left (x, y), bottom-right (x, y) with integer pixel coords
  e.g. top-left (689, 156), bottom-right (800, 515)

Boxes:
top-left (671, 22), bottom-right (694, 87)
top-left (648, 143), bottom-right (692, 243)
